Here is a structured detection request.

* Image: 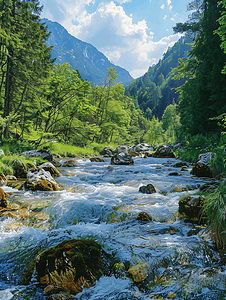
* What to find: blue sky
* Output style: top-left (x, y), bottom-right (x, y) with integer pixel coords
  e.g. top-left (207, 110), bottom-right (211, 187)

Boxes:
top-left (39, 0), bottom-right (190, 78)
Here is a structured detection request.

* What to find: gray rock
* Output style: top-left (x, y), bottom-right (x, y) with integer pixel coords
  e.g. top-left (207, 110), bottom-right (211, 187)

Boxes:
top-left (20, 149), bottom-right (52, 161)
top-left (111, 153), bottom-right (134, 165)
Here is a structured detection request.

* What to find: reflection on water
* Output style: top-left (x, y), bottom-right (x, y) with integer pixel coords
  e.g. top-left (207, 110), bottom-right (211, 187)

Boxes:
top-left (0, 157), bottom-right (226, 299)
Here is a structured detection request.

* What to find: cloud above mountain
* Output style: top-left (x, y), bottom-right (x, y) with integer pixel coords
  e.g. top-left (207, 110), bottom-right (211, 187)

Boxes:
top-left (40, 0), bottom-right (186, 78)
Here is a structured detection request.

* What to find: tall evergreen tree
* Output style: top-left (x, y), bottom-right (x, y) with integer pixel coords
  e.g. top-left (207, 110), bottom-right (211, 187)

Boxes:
top-left (0, 0), bottom-right (53, 139)
top-left (173, 0), bottom-right (226, 135)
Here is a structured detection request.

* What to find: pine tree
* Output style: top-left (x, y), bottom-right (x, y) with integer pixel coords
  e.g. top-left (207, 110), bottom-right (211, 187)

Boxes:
top-left (173, 0), bottom-right (226, 135)
top-left (0, 0), bottom-right (53, 140)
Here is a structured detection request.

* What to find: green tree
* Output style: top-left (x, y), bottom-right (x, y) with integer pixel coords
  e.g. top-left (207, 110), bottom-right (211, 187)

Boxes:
top-left (173, 0), bottom-right (226, 136)
top-left (0, 0), bottom-right (53, 140)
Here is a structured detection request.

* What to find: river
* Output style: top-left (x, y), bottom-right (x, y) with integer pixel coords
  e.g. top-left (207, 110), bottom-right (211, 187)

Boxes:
top-left (0, 156), bottom-right (226, 299)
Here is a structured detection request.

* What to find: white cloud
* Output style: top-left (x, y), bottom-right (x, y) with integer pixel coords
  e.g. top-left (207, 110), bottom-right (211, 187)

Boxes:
top-left (163, 15), bottom-right (167, 20)
top-left (167, 0), bottom-right (171, 5)
top-left (169, 5), bottom-right (173, 11)
top-left (116, 0), bottom-right (132, 3)
top-left (174, 13), bottom-right (178, 17)
top-left (171, 17), bottom-right (176, 22)
top-left (40, 0), bottom-right (182, 78)
top-left (161, 4), bottom-right (165, 9)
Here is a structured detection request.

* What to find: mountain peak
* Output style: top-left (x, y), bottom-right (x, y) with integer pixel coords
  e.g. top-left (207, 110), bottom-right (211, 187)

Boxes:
top-left (42, 18), bottom-right (134, 86)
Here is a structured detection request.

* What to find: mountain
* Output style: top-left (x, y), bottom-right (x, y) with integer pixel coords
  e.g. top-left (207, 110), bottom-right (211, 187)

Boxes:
top-left (125, 35), bottom-right (192, 119)
top-left (42, 18), bottom-right (134, 86)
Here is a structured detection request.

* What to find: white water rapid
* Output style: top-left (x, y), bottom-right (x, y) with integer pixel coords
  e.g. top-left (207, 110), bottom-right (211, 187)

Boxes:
top-left (0, 156), bottom-right (226, 299)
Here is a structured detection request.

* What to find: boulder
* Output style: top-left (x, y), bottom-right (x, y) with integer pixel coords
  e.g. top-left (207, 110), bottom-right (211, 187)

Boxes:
top-left (136, 212), bottom-right (153, 221)
top-left (38, 162), bottom-right (61, 178)
top-left (153, 145), bottom-right (175, 158)
top-left (20, 149), bottom-right (52, 161)
top-left (178, 195), bottom-right (205, 223)
top-left (139, 184), bottom-right (156, 194)
top-left (133, 143), bottom-right (151, 153)
top-left (99, 148), bottom-right (113, 157)
top-left (90, 157), bottom-right (105, 162)
top-left (0, 173), bottom-right (7, 186)
top-left (112, 145), bottom-right (129, 154)
top-left (0, 187), bottom-right (7, 208)
top-left (24, 169), bottom-right (59, 191)
top-left (12, 159), bottom-right (29, 179)
top-left (191, 152), bottom-right (216, 178)
top-left (36, 239), bottom-right (111, 294)
top-left (111, 153), bottom-right (134, 165)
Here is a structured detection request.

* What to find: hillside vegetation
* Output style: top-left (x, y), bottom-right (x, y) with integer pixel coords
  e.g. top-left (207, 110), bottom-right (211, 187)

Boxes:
top-left (125, 35), bottom-right (192, 119)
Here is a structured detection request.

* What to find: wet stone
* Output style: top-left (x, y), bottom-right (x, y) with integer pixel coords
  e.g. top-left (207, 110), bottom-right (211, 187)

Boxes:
top-left (36, 239), bottom-right (112, 294)
top-left (90, 157), bottom-right (105, 162)
top-left (139, 183), bottom-right (156, 194)
top-left (136, 212), bottom-right (153, 221)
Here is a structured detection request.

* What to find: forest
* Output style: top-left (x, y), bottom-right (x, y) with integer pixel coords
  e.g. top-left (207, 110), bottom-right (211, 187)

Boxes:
top-left (0, 0), bottom-right (226, 156)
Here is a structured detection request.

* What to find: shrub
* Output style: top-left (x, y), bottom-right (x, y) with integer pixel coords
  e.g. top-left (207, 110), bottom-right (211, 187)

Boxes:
top-left (202, 181), bottom-right (226, 249)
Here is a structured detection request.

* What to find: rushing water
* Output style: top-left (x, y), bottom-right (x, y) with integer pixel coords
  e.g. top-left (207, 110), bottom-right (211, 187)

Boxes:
top-left (0, 156), bottom-right (226, 300)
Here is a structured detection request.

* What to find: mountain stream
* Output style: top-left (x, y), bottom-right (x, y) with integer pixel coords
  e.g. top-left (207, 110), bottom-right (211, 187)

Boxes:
top-left (0, 156), bottom-right (226, 299)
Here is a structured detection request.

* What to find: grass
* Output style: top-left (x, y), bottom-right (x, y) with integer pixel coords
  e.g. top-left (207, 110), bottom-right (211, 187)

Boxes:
top-left (41, 141), bottom-right (118, 157)
top-left (0, 154), bottom-right (47, 176)
top-left (202, 181), bottom-right (226, 249)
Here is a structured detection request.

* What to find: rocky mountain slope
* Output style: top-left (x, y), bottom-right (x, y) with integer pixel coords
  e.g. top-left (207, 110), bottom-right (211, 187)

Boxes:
top-left (43, 18), bottom-right (134, 86)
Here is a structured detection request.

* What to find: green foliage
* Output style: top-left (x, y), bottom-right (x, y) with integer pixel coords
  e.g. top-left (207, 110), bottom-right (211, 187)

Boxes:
top-left (202, 181), bottom-right (226, 249)
top-left (173, 0), bottom-right (226, 136)
top-left (175, 132), bottom-right (222, 163)
top-left (216, 0), bottom-right (226, 73)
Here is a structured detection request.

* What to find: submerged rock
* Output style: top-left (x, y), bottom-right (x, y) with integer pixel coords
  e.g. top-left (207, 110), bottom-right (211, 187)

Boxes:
top-left (191, 152), bottom-right (216, 178)
top-left (127, 263), bottom-right (149, 283)
top-left (173, 161), bottom-right (188, 168)
top-left (24, 169), bottom-right (59, 191)
top-left (111, 153), bottom-right (134, 165)
top-left (139, 184), bottom-right (156, 194)
top-left (136, 212), bottom-right (153, 221)
top-left (36, 239), bottom-right (111, 294)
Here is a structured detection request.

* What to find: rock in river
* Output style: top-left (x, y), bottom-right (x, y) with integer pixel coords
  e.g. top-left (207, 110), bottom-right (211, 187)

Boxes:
top-left (24, 168), bottom-right (59, 191)
top-left (191, 152), bottom-right (216, 178)
top-left (139, 183), bottom-right (156, 194)
top-left (153, 145), bottom-right (175, 158)
top-left (36, 239), bottom-right (111, 294)
top-left (111, 153), bottom-right (134, 165)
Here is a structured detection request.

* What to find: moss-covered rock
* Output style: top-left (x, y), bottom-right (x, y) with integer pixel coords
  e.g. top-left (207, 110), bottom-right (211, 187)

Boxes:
top-left (38, 162), bottom-right (61, 178)
top-left (178, 195), bottom-right (206, 223)
top-left (136, 212), bottom-right (153, 222)
top-left (24, 169), bottom-right (59, 191)
top-left (36, 239), bottom-right (111, 294)
top-left (153, 145), bottom-right (175, 158)
top-left (0, 187), bottom-right (7, 208)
